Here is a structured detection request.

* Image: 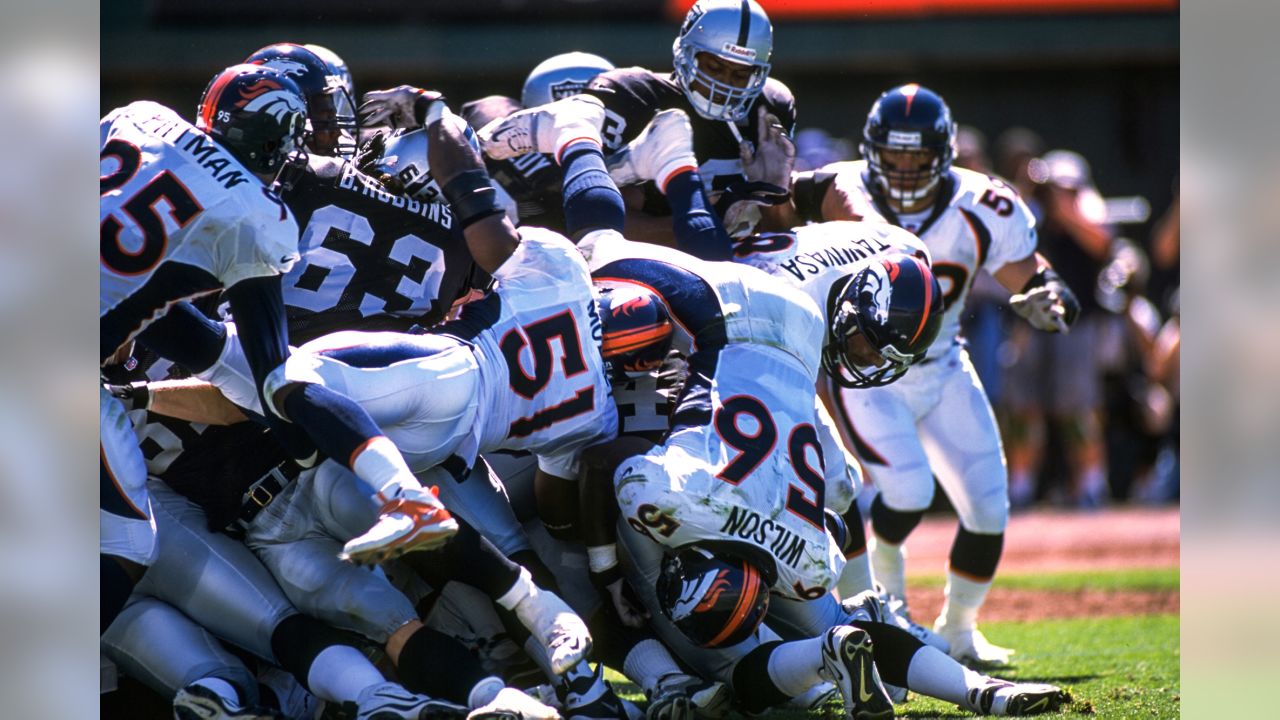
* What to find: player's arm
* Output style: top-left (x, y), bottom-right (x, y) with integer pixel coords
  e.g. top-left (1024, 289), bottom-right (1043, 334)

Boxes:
top-left (747, 104), bottom-right (802, 232)
top-left (577, 436), bottom-right (655, 628)
top-left (106, 377), bottom-right (248, 426)
top-left (426, 107), bottom-right (519, 273)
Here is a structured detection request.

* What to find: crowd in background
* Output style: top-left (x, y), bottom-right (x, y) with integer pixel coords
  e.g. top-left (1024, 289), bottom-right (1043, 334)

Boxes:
top-left (797, 126), bottom-right (1180, 510)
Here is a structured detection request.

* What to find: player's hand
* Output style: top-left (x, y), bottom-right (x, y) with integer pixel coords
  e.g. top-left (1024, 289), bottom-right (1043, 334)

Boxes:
top-left (359, 86), bottom-right (447, 130)
top-left (1010, 286), bottom-right (1072, 333)
top-left (352, 131), bottom-right (387, 174)
top-left (604, 576), bottom-right (650, 629)
top-left (740, 105), bottom-right (795, 189)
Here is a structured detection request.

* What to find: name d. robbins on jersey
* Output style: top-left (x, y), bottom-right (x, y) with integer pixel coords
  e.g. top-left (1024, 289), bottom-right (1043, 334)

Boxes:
top-left (337, 163), bottom-right (454, 228)
top-left (719, 506), bottom-right (808, 570)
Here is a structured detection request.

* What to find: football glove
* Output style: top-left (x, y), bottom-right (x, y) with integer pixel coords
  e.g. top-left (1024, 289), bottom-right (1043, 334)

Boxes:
top-left (1009, 267), bottom-right (1080, 334)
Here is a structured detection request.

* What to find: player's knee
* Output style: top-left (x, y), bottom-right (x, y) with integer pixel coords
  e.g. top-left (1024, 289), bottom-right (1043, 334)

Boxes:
top-left (869, 494), bottom-right (926, 545)
top-left (962, 477), bottom-right (1010, 534)
top-left (270, 613), bottom-right (369, 684)
top-left (263, 354), bottom-right (325, 420)
top-left (871, 467), bottom-right (935, 514)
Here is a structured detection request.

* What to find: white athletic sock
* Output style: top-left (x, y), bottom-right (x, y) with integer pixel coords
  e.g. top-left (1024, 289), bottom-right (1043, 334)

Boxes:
top-left (495, 567), bottom-right (536, 611)
top-left (189, 677), bottom-right (241, 707)
top-left (351, 436), bottom-right (422, 503)
top-left (523, 635), bottom-right (556, 681)
top-left (939, 569), bottom-right (992, 631)
top-left (765, 636), bottom-right (826, 697)
top-left (836, 549), bottom-right (875, 599)
top-left (468, 676), bottom-right (506, 709)
top-left (623, 639), bottom-right (683, 694)
top-left (306, 645), bottom-right (386, 703)
top-left (904, 645), bottom-right (987, 705)
top-left (869, 534), bottom-right (907, 600)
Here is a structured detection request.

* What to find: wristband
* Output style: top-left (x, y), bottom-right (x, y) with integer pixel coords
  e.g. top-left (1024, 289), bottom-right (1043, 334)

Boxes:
top-left (413, 91), bottom-right (448, 127)
top-left (441, 170), bottom-right (504, 229)
top-left (1019, 266), bottom-right (1063, 294)
top-left (110, 381), bottom-right (151, 412)
top-left (589, 563), bottom-right (622, 589)
top-left (587, 543), bottom-right (619, 574)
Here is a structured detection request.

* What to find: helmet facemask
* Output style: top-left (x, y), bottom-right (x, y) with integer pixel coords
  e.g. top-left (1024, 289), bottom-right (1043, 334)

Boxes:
top-left (864, 144), bottom-right (947, 212)
top-left (305, 83), bottom-right (358, 158)
top-left (673, 46), bottom-right (770, 123)
top-left (822, 295), bottom-right (913, 390)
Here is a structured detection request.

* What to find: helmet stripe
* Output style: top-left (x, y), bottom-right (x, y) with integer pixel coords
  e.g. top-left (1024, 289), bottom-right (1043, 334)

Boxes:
top-left (738, 0), bottom-right (751, 47)
top-left (603, 324), bottom-right (671, 356)
top-left (706, 560), bottom-right (759, 648)
top-left (200, 67), bottom-right (238, 130)
top-left (907, 256), bottom-right (934, 345)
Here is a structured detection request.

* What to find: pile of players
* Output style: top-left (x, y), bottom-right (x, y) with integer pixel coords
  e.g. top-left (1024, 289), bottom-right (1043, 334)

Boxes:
top-left (100, 2), bottom-right (1084, 719)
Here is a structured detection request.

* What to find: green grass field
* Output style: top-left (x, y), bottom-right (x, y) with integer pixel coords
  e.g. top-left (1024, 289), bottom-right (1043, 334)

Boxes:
top-left (608, 568), bottom-right (1180, 719)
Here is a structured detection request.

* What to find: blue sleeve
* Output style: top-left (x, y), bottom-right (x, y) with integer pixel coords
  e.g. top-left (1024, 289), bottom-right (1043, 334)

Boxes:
top-left (134, 301), bottom-right (226, 374)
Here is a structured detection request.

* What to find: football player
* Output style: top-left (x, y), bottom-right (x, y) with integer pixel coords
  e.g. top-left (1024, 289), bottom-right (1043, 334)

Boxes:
top-left (579, 0), bottom-right (800, 242)
top-left (101, 62), bottom-right (447, 620)
top-left (479, 96), bottom-right (1072, 718)
top-left (98, 64), bottom-right (470, 720)
top-left (790, 84), bottom-right (1081, 666)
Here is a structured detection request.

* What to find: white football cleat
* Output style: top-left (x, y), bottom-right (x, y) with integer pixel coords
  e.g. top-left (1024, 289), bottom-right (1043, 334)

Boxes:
top-left (513, 587), bottom-right (593, 676)
top-left (354, 682), bottom-right (468, 720)
top-left (646, 673), bottom-right (733, 720)
top-left (479, 95), bottom-right (606, 162)
top-left (819, 626), bottom-right (894, 720)
top-left (963, 680), bottom-right (1071, 716)
top-left (605, 109), bottom-right (697, 191)
top-left (341, 487), bottom-right (459, 566)
top-left (173, 681), bottom-right (283, 719)
top-left (842, 588), bottom-right (950, 656)
top-left (933, 622), bottom-right (1015, 668)
top-left (469, 687), bottom-right (561, 720)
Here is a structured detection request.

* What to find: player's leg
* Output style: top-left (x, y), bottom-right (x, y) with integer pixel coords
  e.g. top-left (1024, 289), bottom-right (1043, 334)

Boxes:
top-left (917, 351), bottom-right (1014, 666)
top-left (829, 379), bottom-right (934, 607)
top-left (242, 466), bottom-right (534, 718)
top-left (100, 386), bottom-right (156, 628)
top-left (101, 596), bottom-right (275, 718)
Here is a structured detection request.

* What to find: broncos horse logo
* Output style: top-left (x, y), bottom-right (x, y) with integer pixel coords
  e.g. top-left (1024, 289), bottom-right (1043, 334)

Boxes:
top-left (236, 79), bottom-right (306, 126)
top-left (258, 57), bottom-right (311, 79)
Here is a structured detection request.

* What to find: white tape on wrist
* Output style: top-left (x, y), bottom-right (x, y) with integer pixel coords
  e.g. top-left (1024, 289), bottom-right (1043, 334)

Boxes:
top-left (587, 544), bottom-right (619, 573)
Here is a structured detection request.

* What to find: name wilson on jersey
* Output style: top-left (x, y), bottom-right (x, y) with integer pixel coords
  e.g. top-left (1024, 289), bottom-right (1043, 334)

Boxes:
top-left (777, 235), bottom-right (892, 282)
top-left (719, 506), bottom-right (808, 570)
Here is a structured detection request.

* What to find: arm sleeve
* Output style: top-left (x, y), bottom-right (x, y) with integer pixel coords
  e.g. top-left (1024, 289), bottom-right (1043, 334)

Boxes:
top-left (134, 301), bottom-right (227, 374)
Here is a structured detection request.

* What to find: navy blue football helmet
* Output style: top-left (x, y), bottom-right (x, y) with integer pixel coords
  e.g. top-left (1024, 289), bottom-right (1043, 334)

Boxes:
top-left (246, 43), bottom-right (357, 157)
top-left (596, 283), bottom-right (675, 379)
top-left (861, 84), bottom-right (957, 209)
top-left (196, 64), bottom-right (307, 177)
top-left (823, 253), bottom-right (944, 389)
top-left (657, 547), bottom-right (770, 649)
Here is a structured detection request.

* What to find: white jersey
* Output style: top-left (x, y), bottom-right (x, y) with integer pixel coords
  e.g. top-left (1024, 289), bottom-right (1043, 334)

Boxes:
top-left (732, 221), bottom-right (931, 323)
top-left (577, 229), bottom-right (825, 377)
top-left (100, 101), bottom-right (300, 362)
top-left (822, 162), bottom-right (1037, 360)
top-left (291, 229), bottom-right (616, 480)
top-left (453, 227), bottom-right (618, 477)
top-left (615, 344), bottom-right (846, 600)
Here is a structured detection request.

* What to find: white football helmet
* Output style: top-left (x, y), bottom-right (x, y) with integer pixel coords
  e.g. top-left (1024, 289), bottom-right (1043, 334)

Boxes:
top-left (522, 51), bottom-right (615, 108)
top-left (672, 0), bottom-right (773, 122)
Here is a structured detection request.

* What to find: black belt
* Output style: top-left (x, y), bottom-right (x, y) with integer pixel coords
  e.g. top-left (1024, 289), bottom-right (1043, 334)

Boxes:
top-left (236, 462), bottom-right (302, 528)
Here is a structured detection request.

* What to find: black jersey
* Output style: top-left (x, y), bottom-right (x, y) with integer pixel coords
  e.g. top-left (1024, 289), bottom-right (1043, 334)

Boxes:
top-left (584, 67), bottom-right (797, 213)
top-left (461, 95), bottom-right (569, 233)
top-left (280, 155), bottom-right (479, 343)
